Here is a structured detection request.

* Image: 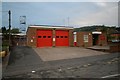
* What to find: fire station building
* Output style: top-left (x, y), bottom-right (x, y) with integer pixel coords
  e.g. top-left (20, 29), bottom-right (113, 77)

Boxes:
top-left (26, 25), bottom-right (74, 47)
top-left (76, 31), bottom-right (107, 47)
top-left (26, 25), bottom-right (108, 48)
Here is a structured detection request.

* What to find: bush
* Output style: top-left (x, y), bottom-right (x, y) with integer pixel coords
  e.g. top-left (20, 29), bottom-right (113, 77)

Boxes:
top-left (2, 40), bottom-right (9, 51)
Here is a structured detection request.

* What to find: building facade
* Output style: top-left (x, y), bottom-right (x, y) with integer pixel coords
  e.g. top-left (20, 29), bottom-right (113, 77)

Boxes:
top-left (26, 25), bottom-right (74, 47)
top-left (11, 34), bottom-right (26, 46)
top-left (76, 31), bottom-right (107, 47)
top-left (76, 32), bottom-right (92, 47)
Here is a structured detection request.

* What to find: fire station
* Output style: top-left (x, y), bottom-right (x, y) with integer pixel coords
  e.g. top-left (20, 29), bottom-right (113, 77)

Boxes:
top-left (26, 25), bottom-right (107, 48)
top-left (26, 25), bottom-right (74, 47)
top-left (76, 31), bottom-right (107, 47)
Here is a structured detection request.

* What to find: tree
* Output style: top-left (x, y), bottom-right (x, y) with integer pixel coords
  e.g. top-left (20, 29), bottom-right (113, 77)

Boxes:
top-left (1, 27), bottom-right (8, 39)
top-left (11, 28), bottom-right (21, 34)
top-left (1, 27), bottom-right (21, 39)
top-left (1, 26), bottom-right (7, 34)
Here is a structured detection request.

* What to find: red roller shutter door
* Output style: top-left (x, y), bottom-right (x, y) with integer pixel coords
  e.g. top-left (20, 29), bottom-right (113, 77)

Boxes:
top-left (56, 30), bottom-right (69, 46)
top-left (37, 30), bottom-right (52, 47)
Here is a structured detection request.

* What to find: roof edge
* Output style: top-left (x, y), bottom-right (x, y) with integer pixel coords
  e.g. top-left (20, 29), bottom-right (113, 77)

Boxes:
top-left (28, 25), bottom-right (74, 29)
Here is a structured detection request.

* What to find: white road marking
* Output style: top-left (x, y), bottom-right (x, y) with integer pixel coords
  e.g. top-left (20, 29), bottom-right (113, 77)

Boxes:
top-left (32, 70), bottom-right (36, 73)
top-left (101, 74), bottom-right (120, 78)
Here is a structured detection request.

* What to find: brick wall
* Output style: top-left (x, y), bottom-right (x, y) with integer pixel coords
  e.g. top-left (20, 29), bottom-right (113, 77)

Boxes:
top-left (110, 43), bottom-right (120, 52)
top-left (52, 29), bottom-right (56, 47)
top-left (26, 27), bottom-right (37, 47)
top-left (98, 34), bottom-right (107, 46)
top-left (77, 32), bottom-right (92, 47)
top-left (69, 30), bottom-right (74, 47)
top-left (26, 27), bottom-right (73, 47)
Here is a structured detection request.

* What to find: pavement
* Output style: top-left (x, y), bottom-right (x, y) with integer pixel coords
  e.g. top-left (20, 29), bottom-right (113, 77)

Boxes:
top-left (87, 46), bottom-right (110, 52)
top-left (3, 46), bottom-right (43, 77)
top-left (33, 47), bottom-right (108, 61)
top-left (2, 46), bottom-right (120, 78)
top-left (87, 45), bottom-right (110, 50)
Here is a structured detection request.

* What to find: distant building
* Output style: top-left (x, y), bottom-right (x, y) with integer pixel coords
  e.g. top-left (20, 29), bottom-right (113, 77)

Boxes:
top-left (0, 33), bottom-right (2, 38)
top-left (11, 33), bottom-right (26, 46)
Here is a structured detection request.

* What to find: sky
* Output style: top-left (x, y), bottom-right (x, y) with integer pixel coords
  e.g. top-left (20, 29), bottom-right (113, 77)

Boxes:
top-left (1, 0), bottom-right (119, 31)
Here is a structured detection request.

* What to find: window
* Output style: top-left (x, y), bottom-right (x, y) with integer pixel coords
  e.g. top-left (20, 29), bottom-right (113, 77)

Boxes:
top-left (84, 35), bottom-right (88, 42)
top-left (43, 36), bottom-right (46, 38)
top-left (38, 36), bottom-right (41, 38)
top-left (48, 36), bottom-right (51, 38)
top-left (65, 36), bottom-right (68, 38)
top-left (56, 36), bottom-right (59, 38)
top-left (61, 36), bottom-right (63, 38)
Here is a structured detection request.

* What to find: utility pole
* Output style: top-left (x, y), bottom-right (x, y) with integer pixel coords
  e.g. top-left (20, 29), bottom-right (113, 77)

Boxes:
top-left (8, 10), bottom-right (11, 47)
top-left (67, 17), bottom-right (69, 27)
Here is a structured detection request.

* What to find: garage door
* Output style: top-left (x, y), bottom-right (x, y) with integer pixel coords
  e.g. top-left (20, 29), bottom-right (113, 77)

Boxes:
top-left (37, 30), bottom-right (52, 47)
top-left (56, 30), bottom-right (69, 46)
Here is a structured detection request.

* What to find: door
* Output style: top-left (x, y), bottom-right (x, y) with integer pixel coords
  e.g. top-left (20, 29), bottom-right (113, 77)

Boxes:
top-left (37, 30), bottom-right (52, 47)
top-left (92, 34), bottom-right (99, 45)
top-left (56, 30), bottom-right (69, 46)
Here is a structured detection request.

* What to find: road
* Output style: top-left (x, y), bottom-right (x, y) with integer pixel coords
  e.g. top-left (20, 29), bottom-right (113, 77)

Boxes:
top-left (2, 46), bottom-right (120, 79)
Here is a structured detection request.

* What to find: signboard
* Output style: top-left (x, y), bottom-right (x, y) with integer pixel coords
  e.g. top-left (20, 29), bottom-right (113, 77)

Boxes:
top-left (84, 35), bottom-right (88, 42)
top-left (74, 34), bottom-right (77, 42)
top-left (92, 31), bottom-right (102, 34)
top-left (20, 16), bottom-right (26, 24)
top-left (31, 39), bottom-right (33, 42)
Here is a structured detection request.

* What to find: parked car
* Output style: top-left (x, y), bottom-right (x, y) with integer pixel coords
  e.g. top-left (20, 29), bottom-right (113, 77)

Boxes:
top-left (112, 40), bottom-right (120, 42)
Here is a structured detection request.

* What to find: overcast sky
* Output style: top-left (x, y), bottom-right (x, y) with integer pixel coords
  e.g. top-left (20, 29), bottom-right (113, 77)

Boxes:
top-left (2, 1), bottom-right (119, 30)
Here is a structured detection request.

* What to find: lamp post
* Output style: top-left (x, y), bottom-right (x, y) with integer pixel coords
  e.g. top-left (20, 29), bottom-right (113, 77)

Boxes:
top-left (8, 10), bottom-right (11, 47)
top-left (0, 10), bottom-right (12, 50)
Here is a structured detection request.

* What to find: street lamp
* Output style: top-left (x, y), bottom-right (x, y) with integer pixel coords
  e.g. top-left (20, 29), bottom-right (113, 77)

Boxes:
top-left (8, 10), bottom-right (11, 47)
top-left (0, 10), bottom-right (12, 50)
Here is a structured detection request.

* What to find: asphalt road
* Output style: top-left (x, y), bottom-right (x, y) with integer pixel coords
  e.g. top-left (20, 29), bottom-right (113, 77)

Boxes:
top-left (2, 46), bottom-right (120, 79)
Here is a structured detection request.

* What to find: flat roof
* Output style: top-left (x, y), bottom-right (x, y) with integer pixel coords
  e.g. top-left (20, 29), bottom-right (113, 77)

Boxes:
top-left (29, 25), bottom-right (74, 29)
top-left (12, 33), bottom-right (26, 36)
top-left (92, 31), bottom-right (102, 34)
